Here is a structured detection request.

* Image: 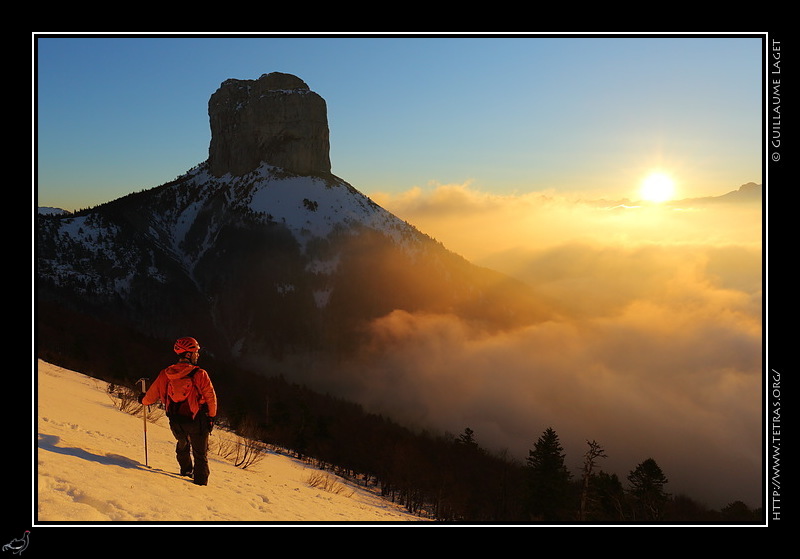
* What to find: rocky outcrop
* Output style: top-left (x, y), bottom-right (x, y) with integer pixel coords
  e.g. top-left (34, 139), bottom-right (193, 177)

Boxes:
top-left (207, 72), bottom-right (332, 177)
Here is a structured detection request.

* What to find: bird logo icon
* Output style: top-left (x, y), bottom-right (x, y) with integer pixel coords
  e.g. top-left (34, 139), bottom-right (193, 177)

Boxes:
top-left (2, 531), bottom-right (29, 555)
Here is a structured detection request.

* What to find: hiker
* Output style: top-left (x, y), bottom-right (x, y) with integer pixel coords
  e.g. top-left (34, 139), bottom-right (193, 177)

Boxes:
top-left (140, 337), bottom-right (218, 485)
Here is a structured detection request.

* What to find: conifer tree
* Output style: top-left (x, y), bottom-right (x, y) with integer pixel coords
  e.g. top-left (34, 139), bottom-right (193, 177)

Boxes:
top-left (456, 427), bottom-right (478, 449)
top-left (627, 458), bottom-right (670, 521)
top-left (526, 427), bottom-right (572, 521)
top-left (593, 471), bottom-right (626, 521)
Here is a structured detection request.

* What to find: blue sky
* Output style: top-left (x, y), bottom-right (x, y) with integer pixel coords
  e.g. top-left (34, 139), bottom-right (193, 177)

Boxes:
top-left (35, 33), bottom-right (764, 212)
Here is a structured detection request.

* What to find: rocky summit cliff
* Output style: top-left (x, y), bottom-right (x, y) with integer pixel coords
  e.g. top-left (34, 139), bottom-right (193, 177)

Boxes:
top-left (36, 72), bottom-right (545, 378)
top-left (208, 72), bottom-right (331, 178)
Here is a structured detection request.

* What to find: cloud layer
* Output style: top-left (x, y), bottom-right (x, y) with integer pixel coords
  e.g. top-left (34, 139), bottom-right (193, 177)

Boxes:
top-left (307, 183), bottom-right (764, 509)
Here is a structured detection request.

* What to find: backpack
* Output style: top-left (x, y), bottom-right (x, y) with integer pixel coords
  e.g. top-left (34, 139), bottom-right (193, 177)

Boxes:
top-left (166, 367), bottom-right (200, 421)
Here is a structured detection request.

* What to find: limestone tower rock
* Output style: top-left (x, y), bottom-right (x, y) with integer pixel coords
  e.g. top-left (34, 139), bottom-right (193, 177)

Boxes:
top-left (207, 72), bottom-right (332, 177)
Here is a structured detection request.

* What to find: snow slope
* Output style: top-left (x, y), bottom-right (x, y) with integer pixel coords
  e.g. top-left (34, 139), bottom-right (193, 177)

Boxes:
top-left (35, 359), bottom-right (426, 524)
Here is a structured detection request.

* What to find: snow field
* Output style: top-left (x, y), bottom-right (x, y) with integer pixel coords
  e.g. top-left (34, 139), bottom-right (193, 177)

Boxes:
top-left (36, 360), bottom-right (426, 524)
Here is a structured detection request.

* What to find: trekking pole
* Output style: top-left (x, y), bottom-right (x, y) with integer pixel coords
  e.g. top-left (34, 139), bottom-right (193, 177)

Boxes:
top-left (137, 378), bottom-right (149, 468)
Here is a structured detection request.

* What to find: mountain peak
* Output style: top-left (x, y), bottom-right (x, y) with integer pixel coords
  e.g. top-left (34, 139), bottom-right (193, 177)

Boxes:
top-left (207, 72), bottom-right (331, 178)
top-left (37, 71), bottom-right (548, 370)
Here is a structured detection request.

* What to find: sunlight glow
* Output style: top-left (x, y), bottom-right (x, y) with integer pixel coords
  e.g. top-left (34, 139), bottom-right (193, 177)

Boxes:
top-left (640, 172), bottom-right (676, 203)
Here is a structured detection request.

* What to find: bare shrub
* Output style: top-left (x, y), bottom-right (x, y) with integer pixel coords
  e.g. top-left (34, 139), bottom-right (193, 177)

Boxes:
top-left (213, 417), bottom-right (266, 470)
top-left (305, 471), bottom-right (354, 497)
top-left (106, 383), bottom-right (164, 422)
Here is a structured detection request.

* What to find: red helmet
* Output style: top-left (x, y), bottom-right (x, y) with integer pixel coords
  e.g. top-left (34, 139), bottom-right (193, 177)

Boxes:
top-left (173, 337), bottom-right (201, 355)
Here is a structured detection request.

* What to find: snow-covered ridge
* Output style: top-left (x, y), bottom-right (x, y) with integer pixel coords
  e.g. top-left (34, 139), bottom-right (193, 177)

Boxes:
top-left (244, 164), bottom-right (416, 248)
top-left (37, 206), bottom-right (69, 215)
top-left (36, 161), bottom-right (428, 302)
top-left (37, 211), bottom-right (148, 294)
top-left (158, 162), bottom-right (425, 269)
top-left (38, 161), bottom-right (420, 257)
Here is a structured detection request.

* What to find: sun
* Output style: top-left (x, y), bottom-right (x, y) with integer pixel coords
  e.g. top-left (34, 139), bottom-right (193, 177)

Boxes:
top-left (639, 172), bottom-right (676, 203)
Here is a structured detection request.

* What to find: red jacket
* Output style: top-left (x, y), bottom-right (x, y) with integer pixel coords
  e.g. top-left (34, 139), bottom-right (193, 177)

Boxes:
top-left (142, 361), bottom-right (218, 419)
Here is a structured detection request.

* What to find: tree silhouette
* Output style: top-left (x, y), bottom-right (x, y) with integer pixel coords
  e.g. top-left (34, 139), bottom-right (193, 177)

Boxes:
top-left (627, 458), bottom-right (670, 521)
top-left (579, 439), bottom-right (607, 521)
top-left (720, 500), bottom-right (759, 523)
top-left (456, 427), bottom-right (479, 449)
top-left (593, 471), bottom-right (626, 521)
top-left (526, 427), bottom-right (572, 521)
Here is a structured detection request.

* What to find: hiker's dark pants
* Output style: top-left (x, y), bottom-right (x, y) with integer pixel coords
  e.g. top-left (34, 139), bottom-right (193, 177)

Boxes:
top-left (170, 416), bottom-right (210, 485)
